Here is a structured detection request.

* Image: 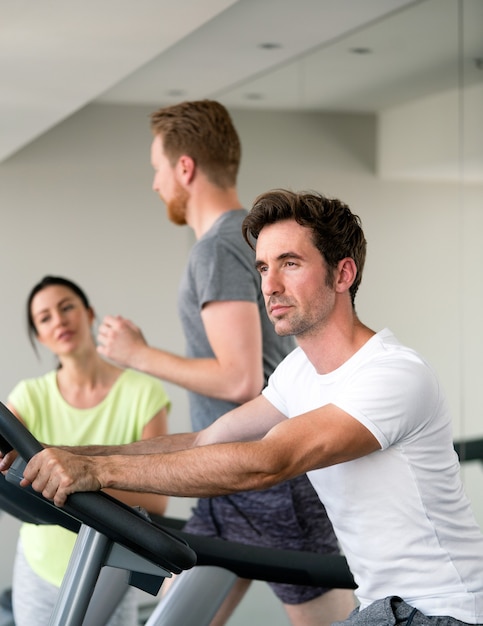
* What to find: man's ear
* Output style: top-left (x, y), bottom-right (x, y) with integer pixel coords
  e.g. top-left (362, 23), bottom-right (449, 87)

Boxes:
top-left (176, 155), bottom-right (196, 184)
top-left (335, 258), bottom-right (357, 294)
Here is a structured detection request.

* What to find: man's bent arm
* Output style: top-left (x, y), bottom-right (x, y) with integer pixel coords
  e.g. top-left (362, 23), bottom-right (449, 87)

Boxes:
top-left (21, 401), bottom-right (380, 507)
top-left (97, 300), bottom-right (264, 405)
top-left (99, 405), bottom-right (381, 498)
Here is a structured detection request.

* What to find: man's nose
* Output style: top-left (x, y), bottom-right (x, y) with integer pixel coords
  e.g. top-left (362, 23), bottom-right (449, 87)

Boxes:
top-left (262, 270), bottom-right (283, 296)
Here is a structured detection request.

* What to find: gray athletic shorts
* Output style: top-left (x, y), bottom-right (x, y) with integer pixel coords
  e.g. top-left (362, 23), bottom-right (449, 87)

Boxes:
top-left (183, 473), bottom-right (340, 604)
top-left (333, 596), bottom-right (482, 626)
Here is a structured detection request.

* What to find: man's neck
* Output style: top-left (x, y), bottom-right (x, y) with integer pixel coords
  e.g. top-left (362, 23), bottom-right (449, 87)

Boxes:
top-left (186, 186), bottom-right (243, 239)
top-left (300, 316), bottom-right (375, 375)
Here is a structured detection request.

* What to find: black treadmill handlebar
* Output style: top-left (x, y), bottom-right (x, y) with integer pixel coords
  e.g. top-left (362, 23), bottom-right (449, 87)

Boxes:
top-left (0, 401), bottom-right (196, 574)
top-left (0, 432), bottom-right (12, 454)
top-left (453, 438), bottom-right (483, 464)
top-left (157, 516), bottom-right (356, 589)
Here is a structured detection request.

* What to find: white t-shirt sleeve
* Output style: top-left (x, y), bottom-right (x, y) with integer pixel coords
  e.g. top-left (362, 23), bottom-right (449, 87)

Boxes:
top-left (331, 353), bottom-right (442, 449)
top-left (263, 342), bottom-right (444, 450)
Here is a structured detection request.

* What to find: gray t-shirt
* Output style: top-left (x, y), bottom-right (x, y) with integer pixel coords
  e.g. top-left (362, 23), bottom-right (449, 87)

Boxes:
top-left (178, 209), bottom-right (295, 430)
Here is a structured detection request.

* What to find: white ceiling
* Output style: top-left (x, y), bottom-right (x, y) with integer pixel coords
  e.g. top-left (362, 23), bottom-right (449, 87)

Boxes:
top-left (2, 0), bottom-right (482, 164)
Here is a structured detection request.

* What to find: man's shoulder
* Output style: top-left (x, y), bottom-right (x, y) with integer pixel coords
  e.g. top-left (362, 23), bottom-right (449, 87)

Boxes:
top-left (205, 209), bottom-right (248, 240)
top-left (193, 209), bottom-right (254, 265)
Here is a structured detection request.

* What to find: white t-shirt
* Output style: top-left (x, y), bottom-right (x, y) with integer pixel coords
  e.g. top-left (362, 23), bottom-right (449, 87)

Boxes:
top-left (263, 329), bottom-right (483, 623)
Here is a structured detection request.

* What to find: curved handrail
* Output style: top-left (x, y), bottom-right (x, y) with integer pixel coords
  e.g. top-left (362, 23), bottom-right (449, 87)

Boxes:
top-left (0, 402), bottom-right (196, 574)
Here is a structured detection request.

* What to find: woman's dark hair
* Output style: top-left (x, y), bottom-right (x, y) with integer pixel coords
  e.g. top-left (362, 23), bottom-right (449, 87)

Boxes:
top-left (27, 275), bottom-right (91, 352)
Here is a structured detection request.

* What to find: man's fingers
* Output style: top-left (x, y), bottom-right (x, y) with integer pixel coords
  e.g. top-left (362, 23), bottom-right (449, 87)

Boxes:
top-left (0, 449), bottom-right (18, 473)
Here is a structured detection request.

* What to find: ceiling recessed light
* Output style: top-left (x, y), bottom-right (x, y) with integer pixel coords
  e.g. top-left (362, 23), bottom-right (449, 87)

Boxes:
top-left (350, 47), bottom-right (372, 55)
top-left (167, 89), bottom-right (186, 97)
top-left (244, 93), bottom-right (264, 101)
top-left (258, 42), bottom-right (282, 50)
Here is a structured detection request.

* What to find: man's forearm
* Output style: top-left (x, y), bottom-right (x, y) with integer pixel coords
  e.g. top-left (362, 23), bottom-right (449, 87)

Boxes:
top-left (63, 432), bottom-right (197, 457)
top-left (128, 346), bottom-right (254, 403)
top-left (96, 440), bottom-right (284, 499)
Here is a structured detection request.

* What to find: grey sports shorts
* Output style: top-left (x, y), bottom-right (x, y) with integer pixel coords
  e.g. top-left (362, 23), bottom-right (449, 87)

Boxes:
top-left (333, 596), bottom-right (482, 626)
top-left (183, 473), bottom-right (340, 604)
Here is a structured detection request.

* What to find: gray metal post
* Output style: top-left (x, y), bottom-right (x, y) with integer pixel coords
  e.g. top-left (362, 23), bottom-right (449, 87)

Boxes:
top-left (145, 566), bottom-right (238, 626)
top-left (81, 565), bottom-right (130, 626)
top-left (49, 524), bottom-right (110, 626)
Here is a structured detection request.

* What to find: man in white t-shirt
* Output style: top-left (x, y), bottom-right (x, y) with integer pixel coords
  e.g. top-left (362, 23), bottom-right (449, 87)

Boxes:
top-left (5, 189), bottom-right (483, 625)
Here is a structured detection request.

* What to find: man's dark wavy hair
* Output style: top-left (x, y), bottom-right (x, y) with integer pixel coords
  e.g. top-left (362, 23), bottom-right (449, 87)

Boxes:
top-left (242, 189), bottom-right (366, 305)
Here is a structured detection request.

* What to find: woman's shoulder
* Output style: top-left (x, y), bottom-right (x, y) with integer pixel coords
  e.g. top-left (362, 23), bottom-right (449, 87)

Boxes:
top-left (7, 371), bottom-right (58, 418)
top-left (10, 370), bottom-right (57, 396)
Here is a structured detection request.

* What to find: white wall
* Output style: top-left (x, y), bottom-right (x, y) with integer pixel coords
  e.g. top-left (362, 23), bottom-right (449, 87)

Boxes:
top-left (1, 103), bottom-right (482, 623)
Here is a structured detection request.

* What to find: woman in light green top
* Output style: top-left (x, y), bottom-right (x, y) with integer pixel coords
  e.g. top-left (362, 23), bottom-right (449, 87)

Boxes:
top-left (7, 275), bottom-right (170, 626)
